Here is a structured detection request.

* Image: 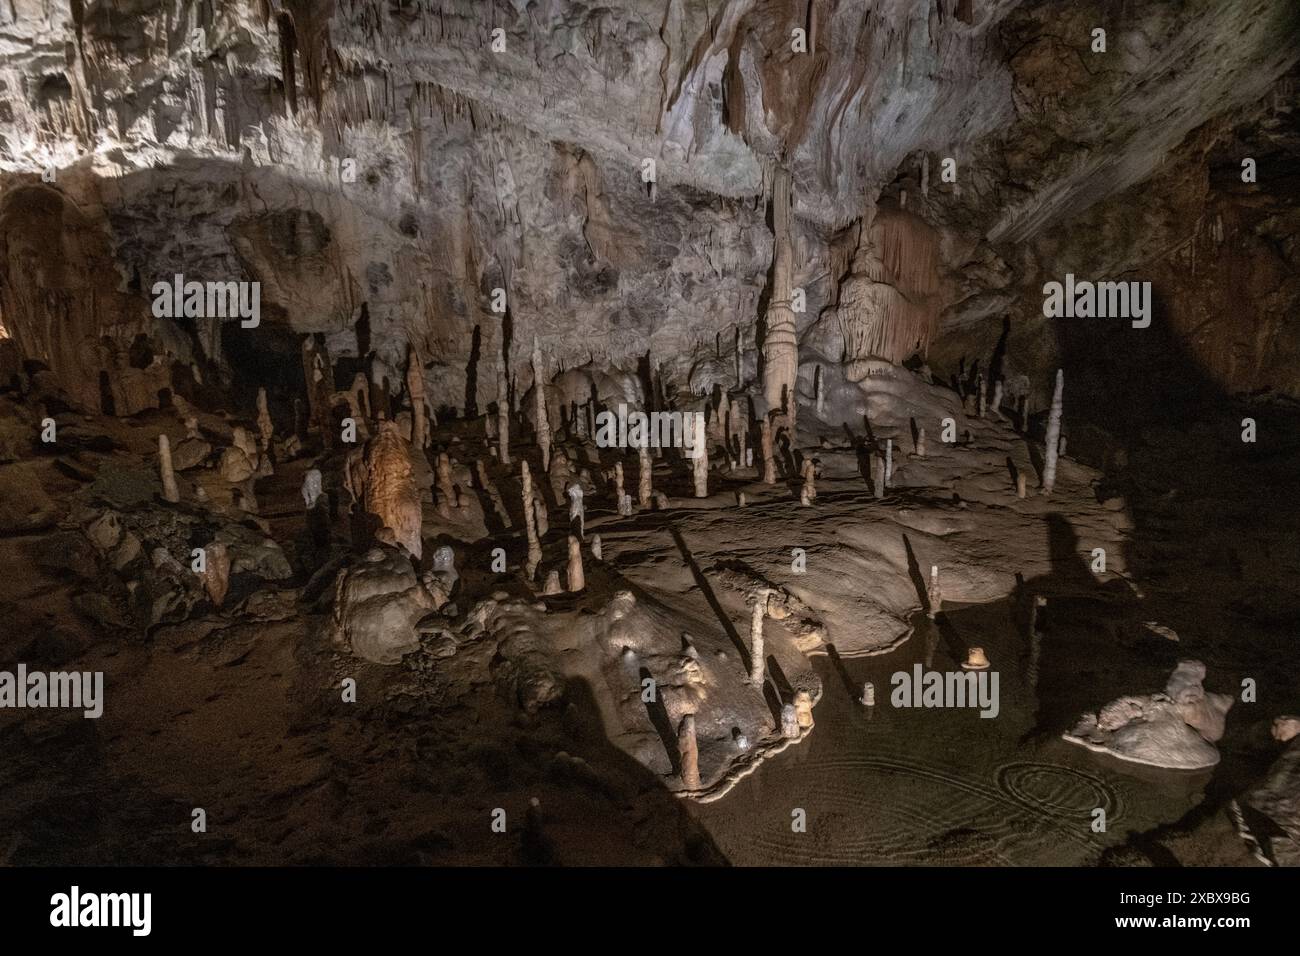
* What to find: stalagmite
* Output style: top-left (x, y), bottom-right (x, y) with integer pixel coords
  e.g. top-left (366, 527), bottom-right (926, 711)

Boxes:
top-left (201, 542), bottom-right (230, 608)
top-left (406, 345), bottom-right (426, 451)
top-left (677, 713), bottom-right (700, 790)
top-left (1057, 435), bottom-right (1067, 458)
top-left (531, 336), bottom-right (551, 472)
top-left (736, 491), bottom-right (746, 507)
top-left (364, 421), bottom-right (423, 560)
top-left (436, 452), bottom-right (457, 518)
top-left (873, 455), bottom-right (886, 498)
top-left (760, 418), bottom-right (776, 484)
top-left (762, 166), bottom-right (798, 429)
top-left (860, 681), bottom-right (876, 706)
top-left (256, 387), bottom-right (273, 452)
top-left (1042, 369), bottom-right (1064, 494)
top-left (962, 647), bottom-right (990, 670)
top-left (885, 439), bottom-right (893, 486)
top-left (591, 534), bottom-right (602, 560)
top-left (302, 468), bottom-right (323, 509)
top-left (814, 364), bottom-right (825, 415)
top-left (926, 564), bottom-right (942, 619)
top-left (566, 482), bottom-right (584, 538)
top-left (496, 358), bottom-right (510, 465)
top-left (158, 434), bottom-right (180, 503)
top-left (749, 589), bottom-right (769, 685)
top-left (916, 426), bottom-right (927, 457)
top-left (780, 704), bottom-right (800, 739)
top-left (542, 569), bottom-right (562, 595)
top-left (800, 458), bottom-right (816, 505)
top-left (521, 460), bottom-right (542, 579)
top-left (566, 534), bottom-right (584, 591)
top-left (637, 444), bottom-right (653, 507)
top-left (793, 690), bottom-right (814, 730)
top-left (1016, 472), bottom-right (1027, 498)
top-left (976, 372), bottom-right (986, 417)
top-left (613, 461), bottom-right (625, 503)
top-left (991, 379), bottom-right (1004, 419)
top-left (691, 427), bottom-right (708, 498)
top-left (534, 498), bottom-right (549, 537)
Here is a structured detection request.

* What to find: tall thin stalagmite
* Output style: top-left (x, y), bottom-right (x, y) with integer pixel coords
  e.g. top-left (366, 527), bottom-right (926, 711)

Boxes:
top-left (496, 357), bottom-right (510, 465)
top-left (691, 414), bottom-right (708, 498)
top-left (760, 418), bottom-right (776, 484)
top-left (762, 166), bottom-right (797, 430)
top-left (531, 335), bottom-right (551, 472)
top-left (749, 589), bottom-right (769, 685)
top-left (158, 434), bottom-right (180, 503)
top-left (406, 345), bottom-right (426, 450)
top-left (256, 387), bottom-right (273, 452)
top-left (1042, 369), bottom-right (1064, 494)
top-left (637, 444), bottom-right (653, 507)
top-left (520, 460), bottom-right (541, 578)
top-left (678, 714), bottom-right (700, 789)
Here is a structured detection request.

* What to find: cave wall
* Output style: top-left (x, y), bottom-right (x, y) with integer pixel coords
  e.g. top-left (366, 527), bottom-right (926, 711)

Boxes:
top-left (0, 0), bottom-right (1296, 419)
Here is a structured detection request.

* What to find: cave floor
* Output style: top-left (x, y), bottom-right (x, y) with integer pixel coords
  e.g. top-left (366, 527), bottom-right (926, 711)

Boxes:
top-left (0, 393), bottom-right (1293, 866)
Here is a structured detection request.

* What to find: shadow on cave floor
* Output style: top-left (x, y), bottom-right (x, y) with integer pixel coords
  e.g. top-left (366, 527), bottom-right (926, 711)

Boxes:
top-left (1037, 297), bottom-right (1300, 862)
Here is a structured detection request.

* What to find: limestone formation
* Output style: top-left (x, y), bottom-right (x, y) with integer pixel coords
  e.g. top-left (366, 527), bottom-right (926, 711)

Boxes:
top-left (302, 468), bottom-right (324, 509)
top-left (591, 535), bottom-right (602, 560)
top-left (1042, 369), bottom-right (1064, 494)
top-left (566, 534), bottom-right (585, 592)
top-left (406, 345), bottom-right (427, 451)
top-left (780, 704), bottom-right (800, 740)
top-left (885, 439), bottom-right (893, 487)
top-left (542, 569), bottom-right (562, 595)
top-left (496, 358), bottom-right (510, 466)
top-left (762, 166), bottom-right (798, 430)
top-left (256, 387), bottom-right (273, 452)
top-left (435, 452), bottom-right (458, 518)
top-left (1065, 661), bottom-right (1233, 770)
top-left (613, 461), bottom-right (626, 504)
top-left (329, 546), bottom-right (445, 664)
top-left (158, 434), bottom-right (180, 503)
top-left (793, 690), bottom-right (814, 730)
top-left (534, 498), bottom-right (550, 538)
top-left (637, 445), bottom-right (653, 508)
top-left (691, 427), bottom-right (708, 498)
top-left (520, 461), bottom-right (542, 579)
top-left (1017, 472), bottom-right (1027, 498)
top-left (962, 647), bottom-right (990, 670)
top-left (532, 336), bottom-right (551, 472)
top-left (916, 427), bottom-right (926, 458)
top-left (201, 542), bottom-right (231, 608)
top-left (800, 458), bottom-right (816, 506)
top-left (861, 682), bottom-right (876, 706)
top-left (926, 564), bottom-right (942, 619)
top-left (760, 418), bottom-right (776, 485)
top-left (677, 713), bottom-right (700, 790)
top-left (363, 421), bottom-right (423, 560)
top-left (749, 589), bottom-right (769, 685)
top-left (567, 482), bottom-right (584, 538)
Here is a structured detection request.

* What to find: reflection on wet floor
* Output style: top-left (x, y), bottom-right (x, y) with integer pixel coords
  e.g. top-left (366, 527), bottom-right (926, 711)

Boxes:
top-left (692, 598), bottom-right (1213, 865)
